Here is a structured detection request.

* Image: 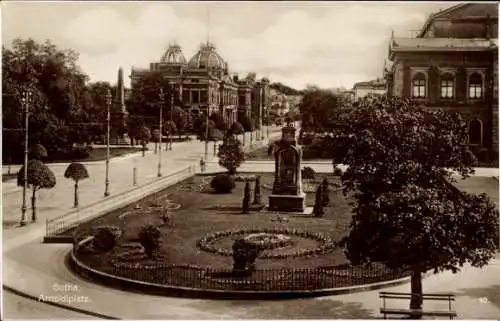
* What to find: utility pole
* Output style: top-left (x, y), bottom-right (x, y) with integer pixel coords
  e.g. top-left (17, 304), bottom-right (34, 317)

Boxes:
top-left (169, 81), bottom-right (174, 150)
top-left (20, 90), bottom-right (32, 226)
top-left (158, 88), bottom-right (164, 177)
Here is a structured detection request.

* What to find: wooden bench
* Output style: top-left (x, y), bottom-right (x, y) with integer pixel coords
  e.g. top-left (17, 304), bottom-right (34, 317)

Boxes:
top-left (379, 291), bottom-right (456, 319)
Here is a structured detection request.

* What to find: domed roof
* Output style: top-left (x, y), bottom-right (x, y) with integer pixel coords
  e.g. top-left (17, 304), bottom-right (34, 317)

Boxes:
top-left (188, 43), bottom-right (226, 70)
top-left (160, 43), bottom-right (187, 64)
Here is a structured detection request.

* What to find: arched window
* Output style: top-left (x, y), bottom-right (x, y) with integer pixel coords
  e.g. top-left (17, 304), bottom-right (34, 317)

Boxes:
top-left (469, 73), bottom-right (483, 99)
top-left (412, 72), bottom-right (426, 98)
top-left (468, 119), bottom-right (483, 145)
top-left (440, 73), bottom-right (454, 98)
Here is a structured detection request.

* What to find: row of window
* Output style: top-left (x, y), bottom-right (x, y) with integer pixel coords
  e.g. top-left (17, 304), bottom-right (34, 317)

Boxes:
top-left (412, 72), bottom-right (484, 99)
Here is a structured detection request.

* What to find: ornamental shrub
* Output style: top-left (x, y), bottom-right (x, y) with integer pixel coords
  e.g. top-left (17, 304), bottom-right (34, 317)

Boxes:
top-left (321, 178), bottom-right (330, 207)
top-left (92, 226), bottom-right (122, 253)
top-left (302, 166), bottom-right (316, 179)
top-left (253, 176), bottom-right (262, 205)
top-left (242, 181), bottom-right (251, 214)
top-left (210, 174), bottom-right (236, 194)
top-left (333, 166), bottom-right (342, 176)
top-left (312, 185), bottom-right (324, 217)
top-left (138, 225), bottom-right (162, 258)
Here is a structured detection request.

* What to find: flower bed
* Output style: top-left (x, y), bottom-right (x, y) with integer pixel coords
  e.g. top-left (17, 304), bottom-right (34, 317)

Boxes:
top-left (197, 228), bottom-right (336, 259)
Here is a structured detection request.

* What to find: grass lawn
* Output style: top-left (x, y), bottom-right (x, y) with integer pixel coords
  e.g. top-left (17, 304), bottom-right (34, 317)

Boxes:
top-left (75, 173), bottom-right (352, 270)
top-left (46, 146), bottom-right (144, 163)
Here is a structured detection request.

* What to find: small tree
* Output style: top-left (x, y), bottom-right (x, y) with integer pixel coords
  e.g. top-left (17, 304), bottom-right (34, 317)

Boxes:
top-left (321, 178), bottom-right (330, 207)
top-left (152, 129), bottom-right (161, 154)
top-left (138, 225), bottom-right (162, 258)
top-left (29, 144), bottom-right (48, 160)
top-left (172, 106), bottom-right (187, 139)
top-left (217, 134), bottom-right (245, 175)
top-left (17, 160), bottom-right (56, 222)
top-left (253, 176), bottom-right (262, 205)
top-left (137, 126), bottom-right (151, 157)
top-left (64, 162), bottom-right (89, 208)
top-left (229, 121), bottom-right (245, 144)
top-left (312, 185), bottom-right (324, 217)
top-left (242, 181), bottom-right (251, 214)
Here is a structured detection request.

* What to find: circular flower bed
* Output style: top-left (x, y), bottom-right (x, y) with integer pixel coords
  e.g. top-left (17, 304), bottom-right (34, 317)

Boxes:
top-left (198, 228), bottom-right (336, 259)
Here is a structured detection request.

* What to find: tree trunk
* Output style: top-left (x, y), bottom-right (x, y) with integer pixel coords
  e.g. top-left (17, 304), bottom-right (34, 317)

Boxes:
top-left (243, 133), bottom-right (246, 146)
top-left (410, 267), bottom-right (424, 317)
top-left (142, 143), bottom-right (146, 157)
top-left (31, 187), bottom-right (37, 222)
top-left (74, 181), bottom-right (79, 208)
top-left (154, 142), bottom-right (158, 154)
top-left (213, 142), bottom-right (217, 156)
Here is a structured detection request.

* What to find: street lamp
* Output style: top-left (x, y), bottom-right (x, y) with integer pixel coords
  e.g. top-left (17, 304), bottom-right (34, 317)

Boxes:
top-left (104, 88), bottom-right (112, 197)
top-left (20, 89), bottom-right (32, 226)
top-left (158, 88), bottom-right (164, 177)
top-left (169, 82), bottom-right (174, 151)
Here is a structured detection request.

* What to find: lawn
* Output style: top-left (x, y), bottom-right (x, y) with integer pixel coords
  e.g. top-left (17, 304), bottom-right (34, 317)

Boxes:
top-left (75, 173), bottom-right (353, 270)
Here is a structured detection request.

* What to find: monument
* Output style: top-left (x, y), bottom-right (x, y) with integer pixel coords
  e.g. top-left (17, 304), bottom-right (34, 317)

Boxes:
top-left (111, 67), bottom-right (130, 145)
top-left (268, 124), bottom-right (306, 212)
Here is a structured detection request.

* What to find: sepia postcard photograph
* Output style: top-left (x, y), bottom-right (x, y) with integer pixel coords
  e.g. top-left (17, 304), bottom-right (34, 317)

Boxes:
top-left (1, 1), bottom-right (499, 320)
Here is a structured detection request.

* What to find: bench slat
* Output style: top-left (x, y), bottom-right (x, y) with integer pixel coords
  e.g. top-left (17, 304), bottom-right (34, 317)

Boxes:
top-left (380, 291), bottom-right (455, 297)
top-left (380, 295), bottom-right (455, 301)
top-left (380, 308), bottom-right (457, 316)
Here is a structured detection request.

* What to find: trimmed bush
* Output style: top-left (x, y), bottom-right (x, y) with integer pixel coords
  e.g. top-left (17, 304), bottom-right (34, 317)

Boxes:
top-left (301, 167), bottom-right (316, 179)
top-left (92, 226), bottom-right (122, 253)
top-left (138, 225), bottom-right (162, 258)
top-left (333, 166), bottom-right (342, 176)
top-left (242, 181), bottom-right (251, 214)
top-left (211, 174), bottom-right (236, 194)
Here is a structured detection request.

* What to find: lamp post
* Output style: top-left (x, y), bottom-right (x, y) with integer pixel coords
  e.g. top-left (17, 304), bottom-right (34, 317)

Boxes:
top-left (169, 81), bottom-right (174, 151)
top-left (104, 88), bottom-right (112, 197)
top-left (20, 89), bottom-right (32, 226)
top-left (158, 88), bottom-right (164, 177)
top-left (204, 106), bottom-right (209, 161)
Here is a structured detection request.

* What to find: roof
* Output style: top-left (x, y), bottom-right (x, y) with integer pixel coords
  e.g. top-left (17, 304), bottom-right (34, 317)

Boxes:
top-left (160, 43), bottom-right (187, 64)
top-left (353, 79), bottom-right (386, 89)
top-left (187, 43), bottom-right (226, 70)
top-left (418, 4), bottom-right (469, 38)
top-left (390, 37), bottom-right (497, 56)
top-left (418, 3), bottom-right (498, 38)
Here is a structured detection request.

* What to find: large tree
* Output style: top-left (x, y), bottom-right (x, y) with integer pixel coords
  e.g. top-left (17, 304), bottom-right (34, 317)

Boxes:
top-left (3, 38), bottom-right (97, 160)
top-left (299, 87), bottom-right (341, 133)
top-left (335, 97), bottom-right (498, 314)
top-left (127, 71), bottom-right (177, 129)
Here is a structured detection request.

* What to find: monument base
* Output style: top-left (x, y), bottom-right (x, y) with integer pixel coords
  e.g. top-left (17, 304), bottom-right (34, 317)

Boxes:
top-left (268, 193), bottom-right (306, 212)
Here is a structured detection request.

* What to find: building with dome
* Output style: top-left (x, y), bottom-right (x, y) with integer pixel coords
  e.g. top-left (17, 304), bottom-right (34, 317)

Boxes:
top-left (130, 42), bottom-right (265, 127)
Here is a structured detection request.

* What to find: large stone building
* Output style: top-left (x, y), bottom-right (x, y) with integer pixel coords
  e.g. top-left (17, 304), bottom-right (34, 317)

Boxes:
top-left (130, 42), bottom-right (269, 129)
top-left (385, 3), bottom-right (498, 157)
top-left (352, 78), bottom-right (387, 101)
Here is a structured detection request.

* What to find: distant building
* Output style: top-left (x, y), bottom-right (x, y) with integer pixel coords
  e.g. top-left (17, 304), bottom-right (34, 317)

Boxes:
top-left (353, 78), bottom-right (387, 101)
top-left (385, 3), bottom-right (498, 156)
top-left (130, 42), bottom-right (259, 127)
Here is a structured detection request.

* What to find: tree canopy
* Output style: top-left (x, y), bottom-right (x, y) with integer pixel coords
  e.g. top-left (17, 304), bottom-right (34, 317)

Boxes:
top-left (335, 96), bottom-right (498, 310)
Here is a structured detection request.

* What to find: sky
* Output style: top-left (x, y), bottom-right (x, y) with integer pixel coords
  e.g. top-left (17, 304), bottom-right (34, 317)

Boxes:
top-left (2, 1), bottom-right (453, 90)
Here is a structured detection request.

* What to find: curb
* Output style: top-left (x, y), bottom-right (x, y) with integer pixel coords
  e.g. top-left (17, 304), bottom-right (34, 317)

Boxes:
top-left (69, 247), bottom-right (419, 301)
top-left (2, 285), bottom-right (119, 320)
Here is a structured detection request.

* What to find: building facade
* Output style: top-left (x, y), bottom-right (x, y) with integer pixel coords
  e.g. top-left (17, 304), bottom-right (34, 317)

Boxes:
top-left (131, 43), bottom-right (247, 127)
top-left (352, 78), bottom-right (387, 101)
top-left (385, 3), bottom-right (498, 156)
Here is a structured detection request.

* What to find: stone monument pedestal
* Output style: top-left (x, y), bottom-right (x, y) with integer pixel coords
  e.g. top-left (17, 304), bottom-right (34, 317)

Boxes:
top-left (267, 124), bottom-right (306, 213)
top-left (268, 193), bottom-right (306, 212)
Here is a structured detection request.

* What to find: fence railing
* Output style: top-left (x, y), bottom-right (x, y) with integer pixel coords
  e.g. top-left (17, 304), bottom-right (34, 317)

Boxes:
top-left (46, 165), bottom-right (196, 237)
top-left (72, 247), bottom-right (411, 292)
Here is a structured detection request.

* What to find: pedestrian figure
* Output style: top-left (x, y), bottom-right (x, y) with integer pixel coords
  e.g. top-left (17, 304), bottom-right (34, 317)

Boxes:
top-left (200, 158), bottom-right (206, 173)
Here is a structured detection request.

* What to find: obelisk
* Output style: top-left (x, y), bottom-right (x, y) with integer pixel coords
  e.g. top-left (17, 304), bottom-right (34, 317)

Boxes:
top-left (111, 67), bottom-right (129, 145)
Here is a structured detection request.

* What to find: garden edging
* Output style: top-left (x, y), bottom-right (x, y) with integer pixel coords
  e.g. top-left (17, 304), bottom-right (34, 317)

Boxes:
top-left (69, 239), bottom-right (428, 300)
